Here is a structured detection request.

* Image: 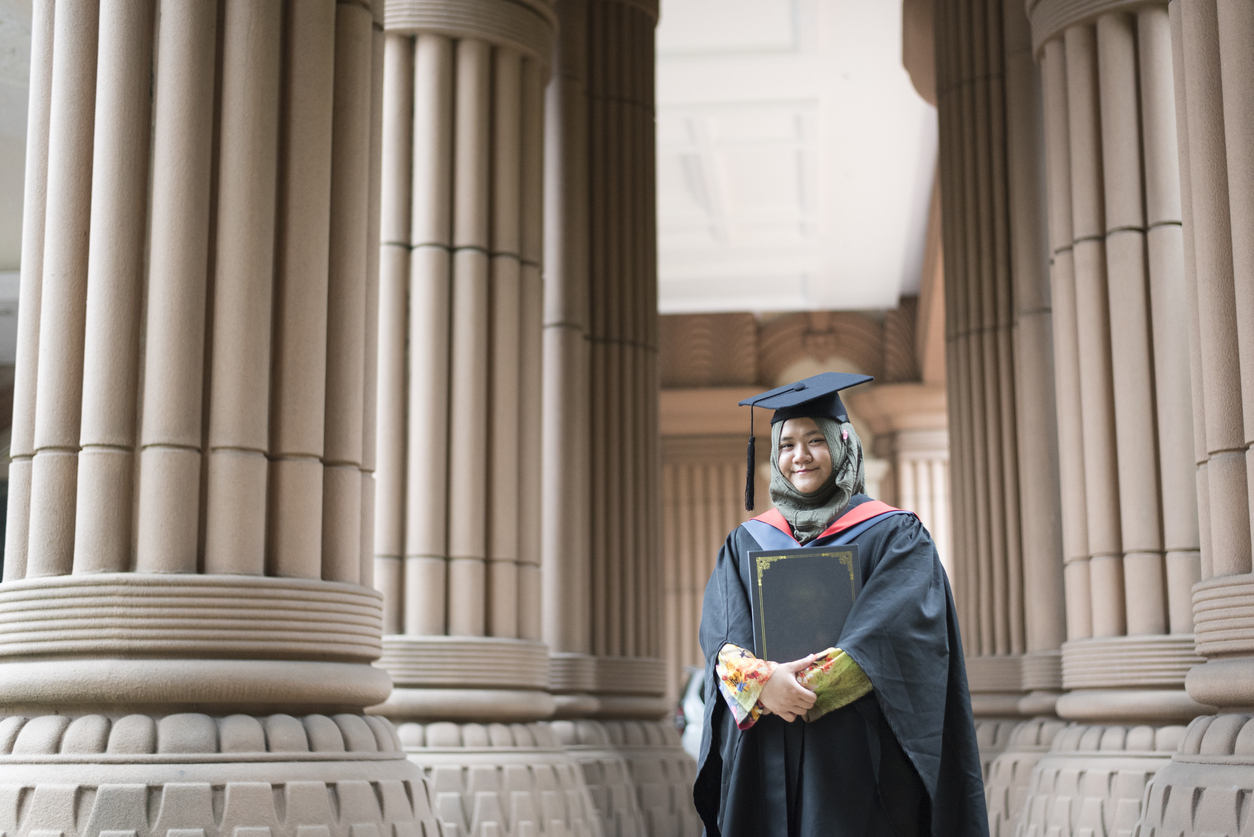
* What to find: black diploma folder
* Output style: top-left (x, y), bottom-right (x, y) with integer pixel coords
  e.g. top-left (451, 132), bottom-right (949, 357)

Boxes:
top-left (748, 545), bottom-right (862, 663)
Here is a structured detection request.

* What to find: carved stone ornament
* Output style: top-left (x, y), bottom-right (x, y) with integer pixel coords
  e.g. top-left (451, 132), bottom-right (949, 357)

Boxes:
top-left (0, 712), bottom-right (437, 836)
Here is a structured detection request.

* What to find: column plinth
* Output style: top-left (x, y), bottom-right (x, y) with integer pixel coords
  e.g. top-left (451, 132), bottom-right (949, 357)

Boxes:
top-left (372, 635), bottom-right (555, 723)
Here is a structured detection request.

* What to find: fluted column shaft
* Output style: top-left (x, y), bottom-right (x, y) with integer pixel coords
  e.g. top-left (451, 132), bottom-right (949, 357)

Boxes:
top-left (5, 0), bottom-right (389, 697)
top-left (1166, 0), bottom-right (1254, 712)
top-left (894, 432), bottom-right (953, 576)
top-left (937, 0), bottom-right (1067, 718)
top-left (542, 0), bottom-right (595, 710)
top-left (659, 447), bottom-right (745, 705)
top-left (1032, 2), bottom-right (1203, 724)
top-left (582, 0), bottom-right (666, 717)
top-left (373, 0), bottom-right (553, 723)
top-left (536, 0), bottom-right (666, 720)
top-left (1070, 3), bottom-right (1254, 834)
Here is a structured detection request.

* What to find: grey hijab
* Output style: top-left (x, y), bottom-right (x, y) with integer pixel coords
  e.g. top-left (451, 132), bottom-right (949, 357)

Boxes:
top-left (769, 416), bottom-right (866, 544)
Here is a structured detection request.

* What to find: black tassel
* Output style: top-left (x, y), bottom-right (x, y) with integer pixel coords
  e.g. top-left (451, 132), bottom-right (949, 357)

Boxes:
top-left (745, 434), bottom-right (756, 511)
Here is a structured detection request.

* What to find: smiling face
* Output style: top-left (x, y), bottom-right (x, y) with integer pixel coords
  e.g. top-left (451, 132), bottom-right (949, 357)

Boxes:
top-left (777, 417), bottom-right (834, 494)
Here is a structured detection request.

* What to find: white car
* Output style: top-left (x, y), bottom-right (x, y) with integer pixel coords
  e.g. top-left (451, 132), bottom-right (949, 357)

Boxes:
top-left (678, 666), bottom-right (705, 760)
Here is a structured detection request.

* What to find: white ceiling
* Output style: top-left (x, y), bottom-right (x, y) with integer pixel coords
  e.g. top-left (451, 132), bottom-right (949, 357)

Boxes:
top-left (656, 0), bottom-right (937, 314)
top-left (0, 0), bottom-right (29, 275)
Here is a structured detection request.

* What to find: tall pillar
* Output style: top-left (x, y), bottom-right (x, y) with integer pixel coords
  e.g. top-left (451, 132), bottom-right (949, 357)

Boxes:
top-left (1134, 1), bottom-right (1254, 832)
top-left (843, 384), bottom-right (953, 573)
top-left (1008, 1), bottom-right (1207, 834)
top-left (371, 4), bottom-right (605, 835)
top-left (935, 0), bottom-right (1068, 718)
top-left (542, 2), bottom-right (701, 834)
top-left (936, 0), bottom-right (1029, 729)
top-left (0, 0), bottom-right (437, 828)
top-left (658, 443), bottom-right (746, 709)
top-left (933, 0), bottom-right (1072, 829)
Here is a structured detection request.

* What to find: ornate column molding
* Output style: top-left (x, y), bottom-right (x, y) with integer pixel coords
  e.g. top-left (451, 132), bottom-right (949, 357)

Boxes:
top-left (1026, 0), bottom-right (1164, 54)
top-left (384, 0), bottom-right (556, 65)
top-left (609, 0), bottom-right (659, 22)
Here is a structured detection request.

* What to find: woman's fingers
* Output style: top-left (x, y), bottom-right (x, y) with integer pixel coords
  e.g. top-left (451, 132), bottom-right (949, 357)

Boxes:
top-left (779, 653), bottom-right (817, 674)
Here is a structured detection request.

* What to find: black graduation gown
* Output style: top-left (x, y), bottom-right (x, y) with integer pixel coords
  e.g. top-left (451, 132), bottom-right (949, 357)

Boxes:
top-left (693, 495), bottom-right (989, 837)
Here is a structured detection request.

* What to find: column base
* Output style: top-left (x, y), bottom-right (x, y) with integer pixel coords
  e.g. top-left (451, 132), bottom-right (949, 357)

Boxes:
top-left (371, 686), bottom-right (556, 722)
top-left (1018, 722), bottom-right (1188, 836)
top-left (985, 718), bottom-right (1067, 834)
top-left (972, 693), bottom-right (1030, 717)
top-left (554, 719), bottom-right (701, 837)
top-left (0, 711), bottom-right (432, 833)
top-left (975, 718), bottom-right (1022, 780)
top-left (0, 658), bottom-right (394, 716)
top-left (1020, 690), bottom-right (1063, 716)
top-left (1136, 714), bottom-right (1254, 835)
top-left (1185, 658), bottom-right (1254, 710)
top-left (376, 635), bottom-right (556, 722)
top-left (392, 721), bottom-right (602, 837)
top-left (1055, 689), bottom-right (1213, 724)
top-left (549, 653), bottom-right (673, 720)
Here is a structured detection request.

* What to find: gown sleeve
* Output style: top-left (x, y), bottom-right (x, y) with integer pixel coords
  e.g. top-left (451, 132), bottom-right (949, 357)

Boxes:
top-left (715, 643), bottom-right (776, 729)
top-left (798, 647), bottom-right (874, 722)
top-left (716, 643), bottom-right (873, 729)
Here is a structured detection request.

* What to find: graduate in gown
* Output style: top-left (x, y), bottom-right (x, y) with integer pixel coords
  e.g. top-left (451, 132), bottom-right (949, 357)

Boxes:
top-left (692, 373), bottom-right (988, 837)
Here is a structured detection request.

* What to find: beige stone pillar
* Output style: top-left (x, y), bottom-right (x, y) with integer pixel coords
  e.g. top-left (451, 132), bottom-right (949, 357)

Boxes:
top-left (1135, 2), bottom-right (1254, 833)
top-left (371, 4), bottom-right (607, 836)
top-left (0, 0), bottom-right (437, 828)
top-left (933, 0), bottom-right (1074, 828)
top-left (1028, 0), bottom-right (1202, 720)
top-left (844, 383), bottom-right (953, 573)
top-left (539, 2), bottom-right (701, 834)
top-left (374, 0), bottom-right (551, 717)
top-left (935, 0), bottom-right (1068, 728)
top-left (543, 0), bottom-right (595, 720)
top-left (659, 442), bottom-right (746, 707)
top-left (1006, 1), bottom-right (1207, 834)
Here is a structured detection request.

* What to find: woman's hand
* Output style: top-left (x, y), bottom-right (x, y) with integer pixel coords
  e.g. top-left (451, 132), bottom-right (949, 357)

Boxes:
top-left (758, 654), bottom-right (818, 722)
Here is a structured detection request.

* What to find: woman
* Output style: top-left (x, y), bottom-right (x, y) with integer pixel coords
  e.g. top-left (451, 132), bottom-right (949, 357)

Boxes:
top-left (693, 372), bottom-right (988, 837)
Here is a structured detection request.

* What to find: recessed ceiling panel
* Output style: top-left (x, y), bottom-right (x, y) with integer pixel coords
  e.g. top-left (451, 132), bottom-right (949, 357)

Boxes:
top-left (656, 0), bottom-right (798, 53)
top-left (656, 0), bottom-right (937, 314)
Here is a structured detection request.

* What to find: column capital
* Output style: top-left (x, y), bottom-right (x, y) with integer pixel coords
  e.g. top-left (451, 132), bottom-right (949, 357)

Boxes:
top-left (604, 0), bottom-right (660, 23)
top-left (1025, 0), bottom-right (1165, 57)
top-left (383, 0), bottom-right (556, 65)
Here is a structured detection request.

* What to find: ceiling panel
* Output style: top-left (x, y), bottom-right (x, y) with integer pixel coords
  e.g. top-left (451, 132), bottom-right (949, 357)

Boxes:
top-left (656, 0), bottom-right (937, 314)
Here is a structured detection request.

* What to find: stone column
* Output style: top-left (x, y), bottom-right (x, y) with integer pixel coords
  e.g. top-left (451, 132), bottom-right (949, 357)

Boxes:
top-left (935, 0), bottom-right (1069, 726)
top-left (659, 442), bottom-right (746, 708)
top-left (844, 383), bottom-right (953, 573)
top-left (371, 4), bottom-right (605, 835)
top-left (541, 2), bottom-right (701, 834)
top-left (1011, 1), bottom-right (1207, 834)
top-left (936, 0), bottom-right (1028, 728)
top-left (933, 0), bottom-right (1072, 828)
top-left (0, 0), bottom-right (436, 829)
top-left (1135, 2), bottom-right (1254, 832)
top-left (895, 431), bottom-right (953, 571)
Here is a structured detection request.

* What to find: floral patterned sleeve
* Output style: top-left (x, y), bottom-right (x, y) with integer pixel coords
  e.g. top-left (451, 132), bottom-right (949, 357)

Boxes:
top-left (798, 647), bottom-right (874, 723)
top-left (715, 644), bottom-right (777, 730)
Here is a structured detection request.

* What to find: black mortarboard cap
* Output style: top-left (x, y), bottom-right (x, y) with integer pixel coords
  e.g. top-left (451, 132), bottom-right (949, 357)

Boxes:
top-left (737, 372), bottom-right (873, 511)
